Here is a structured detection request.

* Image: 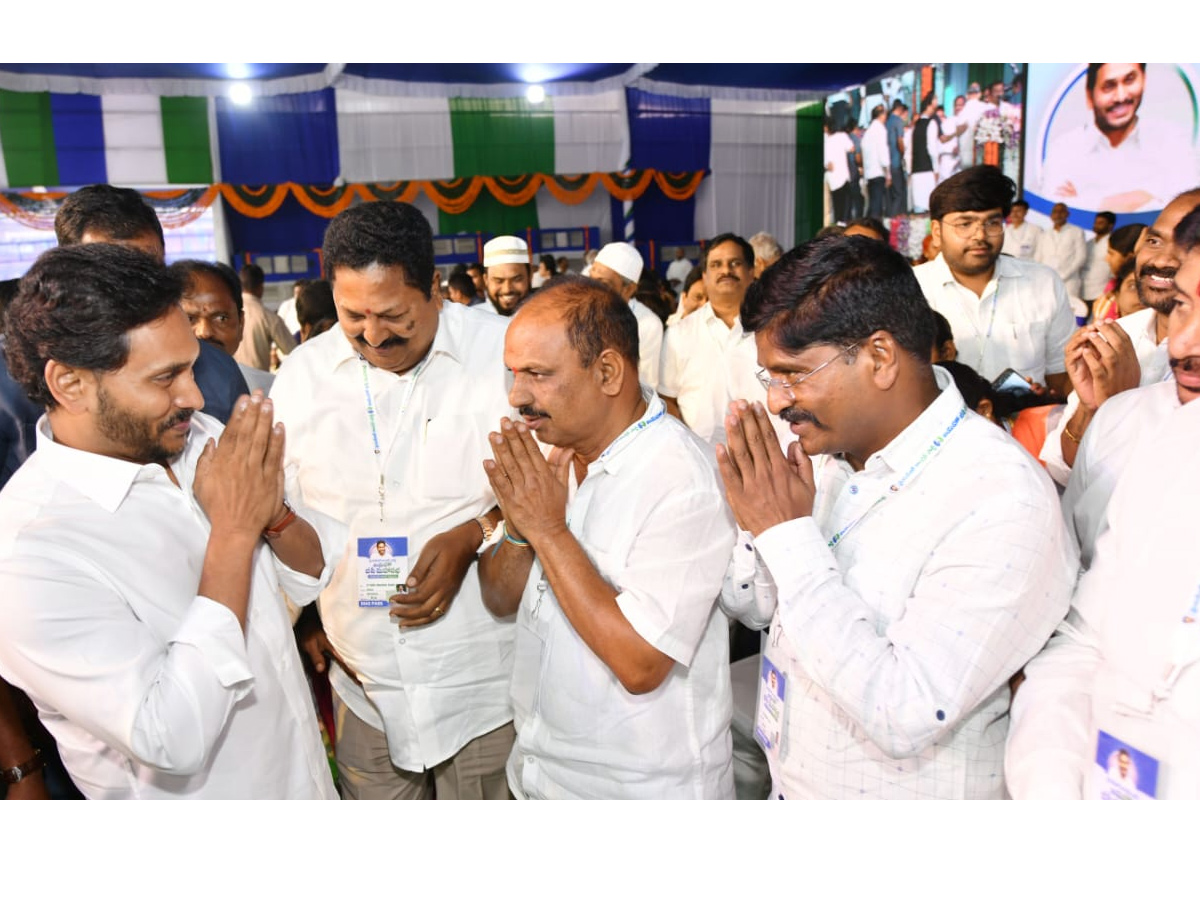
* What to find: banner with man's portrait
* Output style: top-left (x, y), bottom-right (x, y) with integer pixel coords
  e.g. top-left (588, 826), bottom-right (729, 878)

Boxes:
top-left (1025, 63), bottom-right (1200, 225)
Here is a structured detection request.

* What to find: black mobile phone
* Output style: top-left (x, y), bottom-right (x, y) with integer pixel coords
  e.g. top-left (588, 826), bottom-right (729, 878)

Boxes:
top-left (991, 368), bottom-right (1033, 395)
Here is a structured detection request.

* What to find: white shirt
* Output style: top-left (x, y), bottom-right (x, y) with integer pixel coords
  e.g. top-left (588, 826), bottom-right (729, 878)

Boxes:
top-left (1002, 221), bottom-right (1043, 261)
top-left (658, 302), bottom-right (791, 450)
top-left (1061, 379), bottom-right (1180, 570)
top-left (508, 394), bottom-right (737, 799)
top-left (721, 369), bottom-right (1078, 798)
top-left (1039, 307), bottom-right (1168, 487)
top-left (824, 130), bottom-right (854, 191)
top-left (277, 296), bottom-right (301, 337)
top-left (1036, 223), bottom-right (1089, 298)
top-left (957, 97), bottom-right (991, 163)
top-left (861, 119), bottom-right (889, 180)
top-left (914, 252), bottom-right (1076, 384)
top-left (665, 257), bottom-right (694, 287)
top-left (628, 298), bottom-right (663, 392)
top-left (1039, 117), bottom-right (1200, 213)
top-left (1082, 234), bottom-right (1112, 301)
top-left (0, 413), bottom-right (342, 799)
top-left (1006, 399), bottom-right (1200, 799)
top-left (270, 302), bottom-right (516, 771)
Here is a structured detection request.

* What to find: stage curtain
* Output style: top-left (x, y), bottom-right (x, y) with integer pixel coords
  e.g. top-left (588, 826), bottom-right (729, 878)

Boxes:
top-left (216, 88), bottom-right (340, 185)
top-left (625, 88), bottom-right (711, 172)
top-left (437, 187), bottom-right (539, 237)
top-left (448, 97), bottom-right (554, 178)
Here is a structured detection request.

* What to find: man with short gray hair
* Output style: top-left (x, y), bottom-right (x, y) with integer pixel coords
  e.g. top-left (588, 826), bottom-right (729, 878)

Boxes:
top-left (749, 232), bottom-right (782, 278)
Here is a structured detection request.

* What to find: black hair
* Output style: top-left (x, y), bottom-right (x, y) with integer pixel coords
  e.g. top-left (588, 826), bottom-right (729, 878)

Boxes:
top-left (447, 270), bottom-right (477, 299)
top-left (932, 310), bottom-right (954, 349)
top-left (1012, 198), bottom-right (1030, 211)
top-left (936, 361), bottom-right (993, 412)
top-left (538, 254), bottom-right (556, 272)
top-left (171, 259), bottom-right (243, 313)
top-left (296, 279), bottom-right (337, 328)
top-left (0, 277), bottom-right (19, 332)
top-left (466, 261), bottom-right (484, 276)
top-left (871, 104), bottom-right (886, 120)
top-left (702, 233), bottom-right (755, 270)
top-left (845, 217), bottom-right (890, 242)
top-left (682, 264), bottom-right (704, 294)
top-left (741, 235), bottom-right (935, 361)
top-left (322, 201), bottom-right (434, 299)
top-left (929, 165), bottom-right (1017, 220)
top-left (1174, 202), bottom-right (1200, 253)
top-left (921, 90), bottom-right (937, 112)
top-left (1114, 255), bottom-right (1137, 288)
top-left (6, 244), bottom-right (183, 407)
top-left (534, 274), bottom-right (639, 372)
top-left (1086, 63), bottom-right (1145, 94)
top-left (1109, 222), bottom-right (1147, 257)
top-left (239, 262), bottom-right (265, 294)
top-left (1096, 210), bottom-right (1117, 226)
top-left (54, 184), bottom-right (164, 248)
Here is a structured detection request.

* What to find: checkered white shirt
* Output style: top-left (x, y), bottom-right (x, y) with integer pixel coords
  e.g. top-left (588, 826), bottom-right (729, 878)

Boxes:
top-left (722, 369), bottom-right (1078, 798)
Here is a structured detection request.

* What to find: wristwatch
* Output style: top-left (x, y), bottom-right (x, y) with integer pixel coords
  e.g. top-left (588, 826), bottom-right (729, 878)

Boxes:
top-left (3, 748), bottom-right (44, 784)
top-left (474, 514), bottom-right (496, 546)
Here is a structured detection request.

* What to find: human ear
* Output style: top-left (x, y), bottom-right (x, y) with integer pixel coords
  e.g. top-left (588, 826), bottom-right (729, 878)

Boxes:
top-left (865, 330), bottom-right (901, 390)
top-left (44, 360), bottom-right (95, 413)
top-left (595, 348), bottom-right (627, 397)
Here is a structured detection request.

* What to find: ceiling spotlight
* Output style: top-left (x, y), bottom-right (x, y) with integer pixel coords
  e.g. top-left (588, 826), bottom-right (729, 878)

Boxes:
top-left (229, 82), bottom-right (253, 106)
top-left (526, 84), bottom-right (545, 104)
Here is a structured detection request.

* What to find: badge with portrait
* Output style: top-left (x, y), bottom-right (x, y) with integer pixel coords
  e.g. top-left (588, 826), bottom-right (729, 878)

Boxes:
top-left (754, 655), bottom-right (788, 761)
top-left (1088, 729), bottom-right (1159, 800)
top-left (356, 537), bottom-right (408, 608)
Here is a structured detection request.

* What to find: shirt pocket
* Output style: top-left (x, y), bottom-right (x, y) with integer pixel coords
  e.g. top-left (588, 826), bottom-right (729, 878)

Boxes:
top-left (1006, 320), bottom-right (1048, 377)
top-left (421, 414), bottom-right (489, 501)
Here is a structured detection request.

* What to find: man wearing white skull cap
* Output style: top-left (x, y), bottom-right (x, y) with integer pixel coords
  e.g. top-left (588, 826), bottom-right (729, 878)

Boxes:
top-left (481, 236), bottom-right (532, 317)
top-left (589, 242), bottom-right (663, 391)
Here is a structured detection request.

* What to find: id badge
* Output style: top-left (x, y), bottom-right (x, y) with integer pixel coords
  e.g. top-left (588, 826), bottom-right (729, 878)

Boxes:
top-left (754, 655), bottom-right (787, 763)
top-left (356, 537), bottom-right (408, 608)
top-left (1088, 729), bottom-right (1159, 799)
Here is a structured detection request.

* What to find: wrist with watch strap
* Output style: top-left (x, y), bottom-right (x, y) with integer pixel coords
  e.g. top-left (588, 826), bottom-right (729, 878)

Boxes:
top-left (3, 747), bottom-right (44, 784)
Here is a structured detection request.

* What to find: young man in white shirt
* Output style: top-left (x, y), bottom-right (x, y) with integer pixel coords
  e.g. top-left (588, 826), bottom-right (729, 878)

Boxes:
top-left (0, 244), bottom-right (341, 799)
top-left (587, 242), bottom-right (662, 391)
top-left (479, 278), bottom-right (736, 798)
top-left (716, 234), bottom-right (1076, 799)
top-left (861, 104), bottom-right (890, 219)
top-left (914, 165), bottom-right (1075, 396)
top-left (270, 201), bottom-right (516, 800)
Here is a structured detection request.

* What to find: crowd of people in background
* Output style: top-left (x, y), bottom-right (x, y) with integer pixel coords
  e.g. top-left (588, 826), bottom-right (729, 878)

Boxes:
top-left (1, 156), bottom-right (1198, 800)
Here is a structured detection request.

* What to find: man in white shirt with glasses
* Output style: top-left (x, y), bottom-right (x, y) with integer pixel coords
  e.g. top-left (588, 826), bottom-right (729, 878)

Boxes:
top-left (717, 234), bottom-right (1076, 798)
top-left (914, 166), bottom-right (1075, 397)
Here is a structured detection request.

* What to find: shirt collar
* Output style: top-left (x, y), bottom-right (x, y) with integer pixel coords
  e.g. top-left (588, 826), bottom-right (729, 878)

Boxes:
top-left (33, 416), bottom-right (175, 512)
top-left (1084, 116), bottom-right (1143, 151)
top-left (588, 389), bottom-right (667, 477)
top-left (863, 366), bottom-right (968, 479)
top-left (929, 251), bottom-right (1018, 289)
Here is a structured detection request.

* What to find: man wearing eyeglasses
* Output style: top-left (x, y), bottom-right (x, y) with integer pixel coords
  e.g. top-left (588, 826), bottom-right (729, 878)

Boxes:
top-left (914, 166), bottom-right (1076, 397)
top-left (717, 235), bottom-right (1076, 798)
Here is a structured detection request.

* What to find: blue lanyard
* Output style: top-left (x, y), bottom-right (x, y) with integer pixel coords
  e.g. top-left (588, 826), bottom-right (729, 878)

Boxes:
top-left (825, 406), bottom-right (968, 550)
top-left (360, 354), bottom-right (431, 521)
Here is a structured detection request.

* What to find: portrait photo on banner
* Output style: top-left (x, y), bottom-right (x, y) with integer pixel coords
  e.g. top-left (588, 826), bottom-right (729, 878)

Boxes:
top-left (1026, 63), bottom-right (1200, 224)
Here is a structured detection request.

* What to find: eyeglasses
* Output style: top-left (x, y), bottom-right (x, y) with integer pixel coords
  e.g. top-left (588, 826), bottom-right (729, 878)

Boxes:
top-left (944, 215), bottom-right (1005, 237)
top-left (755, 343), bottom-right (860, 397)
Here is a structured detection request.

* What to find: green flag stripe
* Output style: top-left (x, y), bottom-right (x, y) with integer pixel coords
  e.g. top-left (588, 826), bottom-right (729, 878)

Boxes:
top-left (0, 89), bottom-right (59, 187)
top-left (160, 96), bottom-right (212, 184)
top-left (448, 97), bottom-right (554, 179)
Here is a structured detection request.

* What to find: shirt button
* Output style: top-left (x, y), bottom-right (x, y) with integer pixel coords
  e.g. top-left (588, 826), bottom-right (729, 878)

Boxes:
top-left (849, 484), bottom-right (859, 495)
top-left (398, 638), bottom-right (406, 645)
